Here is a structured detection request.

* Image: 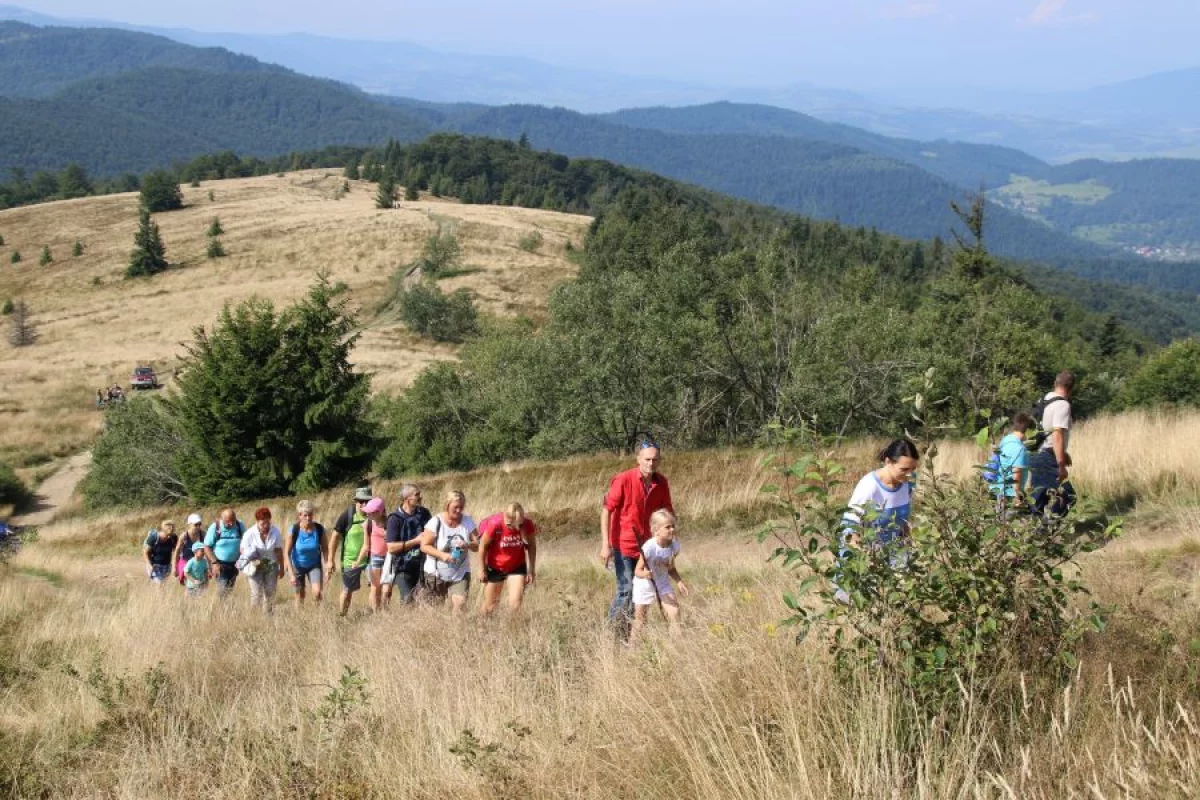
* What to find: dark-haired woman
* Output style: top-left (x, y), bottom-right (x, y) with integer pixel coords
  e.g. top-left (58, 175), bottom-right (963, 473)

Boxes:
top-left (841, 439), bottom-right (920, 573)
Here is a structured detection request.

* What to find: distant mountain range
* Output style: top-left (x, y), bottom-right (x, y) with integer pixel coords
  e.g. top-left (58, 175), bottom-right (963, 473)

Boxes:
top-left (3, 4), bottom-right (1200, 163)
top-left (2, 17), bottom-right (1199, 295)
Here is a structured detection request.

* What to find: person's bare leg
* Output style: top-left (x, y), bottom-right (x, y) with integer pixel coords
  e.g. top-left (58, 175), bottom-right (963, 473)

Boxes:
top-left (631, 604), bottom-right (649, 641)
top-left (480, 580), bottom-right (505, 614)
top-left (662, 597), bottom-right (681, 636)
top-left (450, 593), bottom-right (468, 615)
top-left (368, 569), bottom-right (382, 612)
top-left (505, 575), bottom-right (526, 613)
top-left (339, 590), bottom-right (352, 616)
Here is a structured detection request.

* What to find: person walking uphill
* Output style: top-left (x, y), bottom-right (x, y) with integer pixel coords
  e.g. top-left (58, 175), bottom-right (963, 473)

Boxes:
top-left (1029, 371), bottom-right (1077, 517)
top-left (600, 439), bottom-right (674, 639)
top-left (330, 487), bottom-right (372, 616)
top-left (384, 484), bottom-right (431, 605)
top-left (203, 508), bottom-right (246, 595)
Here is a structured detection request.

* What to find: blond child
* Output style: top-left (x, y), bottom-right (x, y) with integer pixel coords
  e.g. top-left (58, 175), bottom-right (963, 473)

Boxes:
top-left (631, 509), bottom-right (689, 637)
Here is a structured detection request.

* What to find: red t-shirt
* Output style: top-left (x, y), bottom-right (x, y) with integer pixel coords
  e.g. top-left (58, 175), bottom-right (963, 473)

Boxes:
top-left (604, 468), bottom-right (673, 559)
top-left (479, 513), bottom-right (536, 572)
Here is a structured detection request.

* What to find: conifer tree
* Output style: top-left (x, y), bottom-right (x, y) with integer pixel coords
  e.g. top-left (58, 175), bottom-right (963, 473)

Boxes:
top-left (10, 250), bottom-right (20, 264)
top-left (206, 237), bottom-right (226, 259)
top-left (344, 159), bottom-right (360, 180)
top-left (8, 299), bottom-right (37, 346)
top-left (126, 208), bottom-right (168, 278)
top-left (207, 217), bottom-right (224, 237)
top-left (39, 246), bottom-right (52, 266)
top-left (139, 170), bottom-right (184, 213)
top-left (376, 172), bottom-right (396, 209)
top-left (72, 240), bottom-right (84, 257)
top-left (404, 183), bottom-right (419, 202)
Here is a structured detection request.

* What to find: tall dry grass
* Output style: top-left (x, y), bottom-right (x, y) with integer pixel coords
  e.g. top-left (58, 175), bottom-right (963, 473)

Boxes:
top-left (1, 533), bottom-right (1197, 799)
top-left (934, 409), bottom-right (1200, 507)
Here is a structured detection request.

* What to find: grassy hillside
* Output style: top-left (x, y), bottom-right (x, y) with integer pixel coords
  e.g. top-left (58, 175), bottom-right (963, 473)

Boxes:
top-left (0, 411), bottom-right (1197, 797)
top-left (0, 170), bottom-right (589, 468)
top-left (0, 19), bottom-right (288, 97)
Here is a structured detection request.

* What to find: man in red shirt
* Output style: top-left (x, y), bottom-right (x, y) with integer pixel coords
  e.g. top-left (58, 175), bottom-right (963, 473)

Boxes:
top-left (600, 439), bottom-right (674, 637)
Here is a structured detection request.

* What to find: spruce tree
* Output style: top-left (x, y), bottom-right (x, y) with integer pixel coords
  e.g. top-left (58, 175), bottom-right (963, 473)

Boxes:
top-left (376, 172), bottom-right (396, 209)
top-left (126, 208), bottom-right (168, 278)
top-left (207, 217), bottom-right (224, 237)
top-left (404, 184), bottom-right (419, 202)
top-left (72, 240), bottom-right (84, 257)
top-left (39, 246), bottom-right (52, 266)
top-left (139, 170), bottom-right (183, 212)
top-left (206, 237), bottom-right (226, 259)
top-left (8, 299), bottom-right (37, 346)
top-left (344, 159), bottom-right (360, 180)
top-left (10, 250), bottom-right (20, 264)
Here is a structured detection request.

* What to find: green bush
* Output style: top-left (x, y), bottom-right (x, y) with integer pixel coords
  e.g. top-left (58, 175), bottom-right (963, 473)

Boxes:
top-left (71, 240), bottom-right (84, 257)
top-left (38, 246), bottom-right (51, 266)
top-left (759, 382), bottom-right (1116, 709)
top-left (1120, 338), bottom-right (1200, 408)
top-left (413, 228), bottom-right (461, 277)
top-left (517, 230), bottom-right (543, 252)
top-left (139, 170), bottom-right (183, 212)
top-left (1, 298), bottom-right (12, 315)
top-left (10, 250), bottom-right (19, 264)
top-left (0, 461), bottom-right (32, 510)
top-left (205, 237), bottom-right (225, 259)
top-left (81, 398), bottom-right (186, 510)
top-left (207, 217), bottom-right (224, 237)
top-left (398, 282), bottom-right (479, 343)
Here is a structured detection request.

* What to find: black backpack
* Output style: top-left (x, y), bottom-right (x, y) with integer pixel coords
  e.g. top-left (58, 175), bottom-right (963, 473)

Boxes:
top-left (1027, 395), bottom-right (1066, 451)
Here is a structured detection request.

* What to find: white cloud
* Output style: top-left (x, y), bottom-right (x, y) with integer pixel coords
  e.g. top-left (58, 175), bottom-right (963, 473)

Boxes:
top-left (1023, 0), bottom-right (1099, 27)
top-left (882, 2), bottom-right (938, 19)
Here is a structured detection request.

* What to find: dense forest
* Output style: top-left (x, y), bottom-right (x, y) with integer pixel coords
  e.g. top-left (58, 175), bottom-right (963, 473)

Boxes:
top-left (0, 20), bottom-right (288, 97)
top-left (355, 135), bottom-right (1154, 476)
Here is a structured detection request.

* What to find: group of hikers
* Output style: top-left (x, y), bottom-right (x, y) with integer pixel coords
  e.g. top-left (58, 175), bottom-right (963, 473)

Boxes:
top-left (95, 385), bottom-right (125, 408)
top-left (140, 372), bottom-right (1079, 633)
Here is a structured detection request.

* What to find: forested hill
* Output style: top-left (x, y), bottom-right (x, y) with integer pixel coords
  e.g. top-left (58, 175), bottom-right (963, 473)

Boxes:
top-left (0, 68), bottom-right (431, 174)
top-left (600, 102), bottom-right (1051, 190)
top-left (0, 20), bottom-right (288, 96)
top-left (446, 105), bottom-right (1110, 264)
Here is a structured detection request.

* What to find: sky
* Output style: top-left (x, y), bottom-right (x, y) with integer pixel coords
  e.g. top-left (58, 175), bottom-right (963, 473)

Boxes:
top-left (10, 0), bottom-right (1200, 92)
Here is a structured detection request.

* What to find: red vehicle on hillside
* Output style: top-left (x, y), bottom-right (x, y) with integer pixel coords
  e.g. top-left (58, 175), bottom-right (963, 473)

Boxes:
top-left (130, 366), bottom-right (160, 390)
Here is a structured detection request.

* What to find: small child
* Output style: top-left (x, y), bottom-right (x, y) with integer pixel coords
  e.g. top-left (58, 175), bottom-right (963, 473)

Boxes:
top-left (184, 541), bottom-right (210, 597)
top-left (988, 411), bottom-right (1034, 515)
top-left (632, 509), bottom-right (689, 637)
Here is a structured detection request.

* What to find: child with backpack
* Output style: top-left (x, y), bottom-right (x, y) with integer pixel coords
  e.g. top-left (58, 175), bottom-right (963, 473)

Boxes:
top-left (631, 509), bottom-right (690, 638)
top-left (985, 412), bottom-right (1034, 515)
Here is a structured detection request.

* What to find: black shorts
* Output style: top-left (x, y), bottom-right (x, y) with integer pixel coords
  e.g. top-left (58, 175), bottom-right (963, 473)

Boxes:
top-left (484, 564), bottom-right (527, 584)
top-left (342, 566), bottom-right (365, 592)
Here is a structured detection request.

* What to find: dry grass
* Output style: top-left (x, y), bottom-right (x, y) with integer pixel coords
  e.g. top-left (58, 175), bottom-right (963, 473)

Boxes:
top-left (2, 413), bottom-right (1199, 797)
top-left (0, 172), bottom-right (589, 467)
top-left (934, 409), bottom-right (1200, 507)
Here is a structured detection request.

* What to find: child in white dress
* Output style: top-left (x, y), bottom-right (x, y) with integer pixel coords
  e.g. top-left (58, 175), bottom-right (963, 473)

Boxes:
top-left (632, 509), bottom-right (689, 638)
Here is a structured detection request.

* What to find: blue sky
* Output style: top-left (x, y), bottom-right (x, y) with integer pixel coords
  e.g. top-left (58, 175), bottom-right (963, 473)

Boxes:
top-left (13, 0), bottom-right (1200, 91)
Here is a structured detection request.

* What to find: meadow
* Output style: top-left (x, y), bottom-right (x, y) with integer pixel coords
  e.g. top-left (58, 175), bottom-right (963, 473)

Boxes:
top-left (1, 410), bottom-right (1198, 798)
top-left (0, 172), bottom-right (589, 470)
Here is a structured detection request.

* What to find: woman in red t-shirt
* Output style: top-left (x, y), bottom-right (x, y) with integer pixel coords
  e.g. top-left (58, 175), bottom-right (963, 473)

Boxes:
top-left (478, 503), bottom-right (537, 614)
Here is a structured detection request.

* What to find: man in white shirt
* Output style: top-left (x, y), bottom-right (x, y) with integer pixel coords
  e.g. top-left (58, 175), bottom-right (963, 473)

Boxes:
top-left (1030, 371), bottom-right (1076, 516)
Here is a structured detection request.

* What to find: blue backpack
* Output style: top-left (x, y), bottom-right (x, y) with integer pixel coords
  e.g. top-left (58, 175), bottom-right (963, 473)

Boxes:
top-left (980, 450), bottom-right (1002, 484)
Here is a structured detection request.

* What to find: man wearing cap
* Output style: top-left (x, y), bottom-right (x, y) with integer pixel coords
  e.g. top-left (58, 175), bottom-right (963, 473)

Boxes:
top-left (330, 487), bottom-right (372, 616)
top-left (600, 439), bottom-right (674, 638)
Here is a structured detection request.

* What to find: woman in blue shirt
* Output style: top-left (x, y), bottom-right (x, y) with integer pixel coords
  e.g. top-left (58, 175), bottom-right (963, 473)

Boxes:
top-left (285, 499), bottom-right (329, 608)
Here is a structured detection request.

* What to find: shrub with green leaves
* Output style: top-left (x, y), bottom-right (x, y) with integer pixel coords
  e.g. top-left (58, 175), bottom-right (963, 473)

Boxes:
top-left (10, 250), bottom-right (20, 264)
top-left (1, 298), bottom-right (12, 315)
top-left (398, 282), bottom-right (479, 343)
top-left (81, 397), bottom-right (187, 510)
top-left (139, 170), bottom-right (183, 212)
top-left (39, 246), bottom-right (51, 266)
top-left (413, 228), bottom-right (461, 277)
top-left (759, 385), bottom-right (1116, 708)
top-left (1119, 338), bottom-right (1200, 408)
top-left (517, 230), bottom-right (543, 252)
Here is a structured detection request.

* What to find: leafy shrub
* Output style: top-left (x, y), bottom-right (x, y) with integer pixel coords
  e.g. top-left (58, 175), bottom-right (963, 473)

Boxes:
top-left (0, 298), bottom-right (11, 315)
top-left (9, 251), bottom-right (19, 264)
top-left (398, 282), bottom-right (479, 343)
top-left (413, 228), bottom-right (461, 277)
top-left (139, 170), bottom-right (183, 212)
top-left (1120, 338), bottom-right (1200, 408)
top-left (759, 384), bottom-right (1116, 709)
top-left (0, 461), bottom-right (32, 510)
top-left (517, 230), bottom-right (543, 252)
top-left (82, 397), bottom-right (186, 510)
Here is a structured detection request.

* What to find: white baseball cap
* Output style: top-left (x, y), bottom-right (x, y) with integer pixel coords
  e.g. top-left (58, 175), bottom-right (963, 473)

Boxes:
top-left (186, 513), bottom-right (203, 525)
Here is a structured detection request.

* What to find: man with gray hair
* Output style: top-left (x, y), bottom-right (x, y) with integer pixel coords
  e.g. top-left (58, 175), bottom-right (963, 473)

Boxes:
top-left (1029, 370), bottom-right (1077, 517)
top-left (384, 483), bottom-right (432, 605)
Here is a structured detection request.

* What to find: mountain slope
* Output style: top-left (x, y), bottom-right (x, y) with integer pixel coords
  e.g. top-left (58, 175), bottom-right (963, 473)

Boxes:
top-left (602, 102), bottom-right (1050, 189)
top-left (0, 20), bottom-right (288, 97)
top-left (448, 105), bottom-right (1109, 264)
top-left (0, 68), bottom-right (430, 174)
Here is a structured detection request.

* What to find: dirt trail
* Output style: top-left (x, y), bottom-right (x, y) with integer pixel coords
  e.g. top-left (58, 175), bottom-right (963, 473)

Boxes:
top-left (12, 452), bottom-right (91, 527)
